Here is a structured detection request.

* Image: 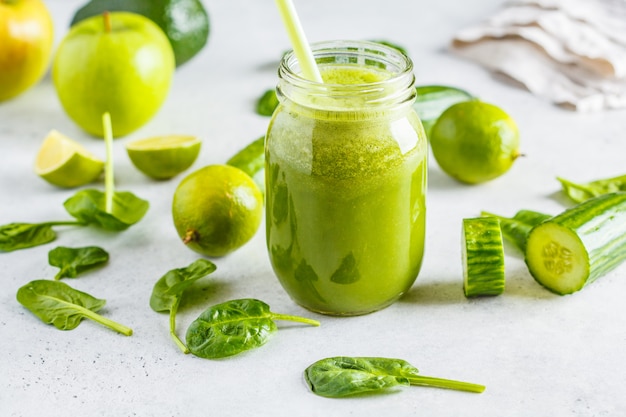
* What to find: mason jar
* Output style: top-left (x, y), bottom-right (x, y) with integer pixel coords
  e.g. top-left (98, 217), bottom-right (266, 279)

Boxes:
top-left (265, 40), bottom-right (427, 315)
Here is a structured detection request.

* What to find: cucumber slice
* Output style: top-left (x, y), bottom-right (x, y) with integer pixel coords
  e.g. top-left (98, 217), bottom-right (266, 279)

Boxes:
top-left (462, 217), bottom-right (505, 297)
top-left (525, 192), bottom-right (626, 294)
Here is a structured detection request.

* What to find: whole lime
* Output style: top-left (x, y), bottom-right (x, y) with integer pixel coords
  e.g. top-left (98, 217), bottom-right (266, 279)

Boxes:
top-left (430, 100), bottom-right (520, 184)
top-left (172, 165), bottom-right (263, 257)
top-left (52, 11), bottom-right (175, 137)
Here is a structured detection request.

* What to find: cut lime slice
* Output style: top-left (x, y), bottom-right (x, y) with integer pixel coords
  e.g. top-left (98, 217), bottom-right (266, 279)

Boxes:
top-left (126, 135), bottom-right (201, 180)
top-left (34, 130), bottom-right (105, 188)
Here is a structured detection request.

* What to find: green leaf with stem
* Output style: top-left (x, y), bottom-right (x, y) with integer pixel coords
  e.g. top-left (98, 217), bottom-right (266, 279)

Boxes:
top-left (48, 246), bottom-right (109, 280)
top-left (63, 189), bottom-right (149, 231)
top-left (304, 357), bottom-right (485, 398)
top-left (149, 259), bottom-right (217, 353)
top-left (185, 298), bottom-right (320, 359)
top-left (16, 279), bottom-right (132, 336)
top-left (481, 210), bottom-right (551, 253)
top-left (558, 174), bottom-right (626, 203)
top-left (0, 221), bottom-right (85, 252)
top-left (62, 113), bottom-right (149, 230)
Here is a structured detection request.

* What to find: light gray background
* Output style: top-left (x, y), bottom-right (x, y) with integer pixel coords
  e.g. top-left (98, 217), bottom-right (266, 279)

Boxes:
top-left (1, 1), bottom-right (625, 416)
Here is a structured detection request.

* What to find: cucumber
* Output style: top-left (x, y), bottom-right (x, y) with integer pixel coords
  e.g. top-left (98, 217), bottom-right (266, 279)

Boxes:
top-left (462, 217), bottom-right (506, 297)
top-left (525, 192), bottom-right (626, 294)
top-left (413, 85), bottom-right (473, 138)
top-left (481, 210), bottom-right (551, 253)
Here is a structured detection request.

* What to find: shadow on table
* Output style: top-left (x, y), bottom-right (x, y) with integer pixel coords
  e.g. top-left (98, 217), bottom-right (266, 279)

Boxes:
top-left (402, 268), bottom-right (556, 306)
top-left (177, 277), bottom-right (236, 312)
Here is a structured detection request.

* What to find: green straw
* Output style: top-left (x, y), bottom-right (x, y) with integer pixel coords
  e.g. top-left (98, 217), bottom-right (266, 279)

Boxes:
top-left (274, 0), bottom-right (323, 83)
top-left (102, 112), bottom-right (114, 214)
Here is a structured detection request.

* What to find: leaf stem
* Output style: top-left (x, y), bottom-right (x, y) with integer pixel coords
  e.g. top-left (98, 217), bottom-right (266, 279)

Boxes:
top-left (169, 298), bottom-right (189, 353)
top-left (103, 112), bottom-right (114, 214)
top-left (270, 312), bottom-right (320, 327)
top-left (407, 374), bottom-right (485, 393)
top-left (42, 220), bottom-right (88, 227)
top-left (53, 269), bottom-right (66, 281)
top-left (77, 304), bottom-right (133, 336)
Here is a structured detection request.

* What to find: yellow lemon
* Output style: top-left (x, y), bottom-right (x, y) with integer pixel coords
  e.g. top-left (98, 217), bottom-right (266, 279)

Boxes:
top-left (172, 164), bottom-right (263, 257)
top-left (34, 130), bottom-right (104, 188)
top-left (126, 135), bottom-right (201, 180)
top-left (430, 100), bottom-right (520, 184)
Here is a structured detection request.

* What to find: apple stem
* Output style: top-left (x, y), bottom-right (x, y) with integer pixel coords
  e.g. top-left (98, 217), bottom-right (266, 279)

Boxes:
top-left (102, 112), bottom-right (114, 214)
top-left (103, 11), bottom-right (112, 33)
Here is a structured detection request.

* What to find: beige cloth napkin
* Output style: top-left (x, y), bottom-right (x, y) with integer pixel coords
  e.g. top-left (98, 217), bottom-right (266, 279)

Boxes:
top-left (450, 0), bottom-right (626, 111)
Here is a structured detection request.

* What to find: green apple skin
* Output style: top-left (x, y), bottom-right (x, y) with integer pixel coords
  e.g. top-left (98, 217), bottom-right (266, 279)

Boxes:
top-left (52, 12), bottom-right (175, 137)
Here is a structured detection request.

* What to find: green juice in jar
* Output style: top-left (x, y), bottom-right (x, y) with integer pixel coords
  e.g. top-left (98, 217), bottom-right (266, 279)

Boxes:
top-left (266, 41), bottom-right (427, 315)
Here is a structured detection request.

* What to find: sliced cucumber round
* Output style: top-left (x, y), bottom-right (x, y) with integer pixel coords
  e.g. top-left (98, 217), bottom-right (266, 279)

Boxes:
top-left (525, 192), bottom-right (626, 294)
top-left (462, 217), bottom-right (505, 297)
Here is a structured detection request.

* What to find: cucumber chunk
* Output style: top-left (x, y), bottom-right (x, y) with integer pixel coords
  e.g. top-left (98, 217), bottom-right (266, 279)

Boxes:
top-left (462, 217), bottom-right (505, 297)
top-left (525, 192), bottom-right (626, 294)
top-left (481, 210), bottom-right (551, 253)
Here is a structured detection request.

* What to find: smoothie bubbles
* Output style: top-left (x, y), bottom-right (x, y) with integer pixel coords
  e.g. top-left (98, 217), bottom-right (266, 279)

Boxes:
top-left (268, 1), bottom-right (427, 315)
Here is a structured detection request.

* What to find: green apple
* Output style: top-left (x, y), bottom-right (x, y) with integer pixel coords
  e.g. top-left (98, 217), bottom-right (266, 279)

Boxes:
top-left (0, 0), bottom-right (54, 102)
top-left (70, 0), bottom-right (210, 67)
top-left (52, 12), bottom-right (175, 137)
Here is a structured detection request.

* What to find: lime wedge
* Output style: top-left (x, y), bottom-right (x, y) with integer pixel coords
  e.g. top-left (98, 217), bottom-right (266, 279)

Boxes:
top-left (126, 135), bottom-right (201, 180)
top-left (34, 130), bottom-right (105, 188)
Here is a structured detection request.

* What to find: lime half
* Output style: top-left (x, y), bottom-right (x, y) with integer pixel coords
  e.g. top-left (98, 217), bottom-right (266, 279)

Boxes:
top-left (126, 135), bottom-right (201, 180)
top-left (35, 130), bottom-right (105, 188)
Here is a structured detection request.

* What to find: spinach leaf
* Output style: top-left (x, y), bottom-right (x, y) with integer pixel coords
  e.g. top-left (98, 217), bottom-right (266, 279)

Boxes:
top-left (304, 357), bottom-right (485, 398)
top-left (481, 210), bottom-right (551, 253)
top-left (63, 113), bottom-right (149, 231)
top-left (0, 222), bottom-right (57, 252)
top-left (185, 298), bottom-right (319, 359)
top-left (226, 136), bottom-right (265, 194)
top-left (255, 89), bottom-right (279, 116)
top-left (0, 221), bottom-right (86, 252)
top-left (48, 246), bottom-right (109, 280)
top-left (150, 259), bottom-right (217, 353)
top-left (16, 279), bottom-right (132, 336)
top-left (2, 114), bottom-right (148, 253)
top-left (558, 174), bottom-right (626, 203)
top-left (63, 189), bottom-right (149, 231)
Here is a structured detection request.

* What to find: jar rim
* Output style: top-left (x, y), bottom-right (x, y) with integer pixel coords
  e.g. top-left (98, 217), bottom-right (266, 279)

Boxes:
top-left (280, 40), bottom-right (414, 86)
top-left (277, 40), bottom-right (416, 111)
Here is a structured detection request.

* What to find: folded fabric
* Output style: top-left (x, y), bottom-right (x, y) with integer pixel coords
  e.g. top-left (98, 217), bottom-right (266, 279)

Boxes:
top-left (450, 0), bottom-right (626, 111)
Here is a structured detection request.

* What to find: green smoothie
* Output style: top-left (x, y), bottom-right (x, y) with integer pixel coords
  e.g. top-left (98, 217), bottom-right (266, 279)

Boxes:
top-left (266, 64), bottom-right (427, 315)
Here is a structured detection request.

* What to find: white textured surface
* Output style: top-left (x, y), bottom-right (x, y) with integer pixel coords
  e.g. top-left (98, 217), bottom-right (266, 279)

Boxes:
top-left (2, 1), bottom-right (626, 416)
